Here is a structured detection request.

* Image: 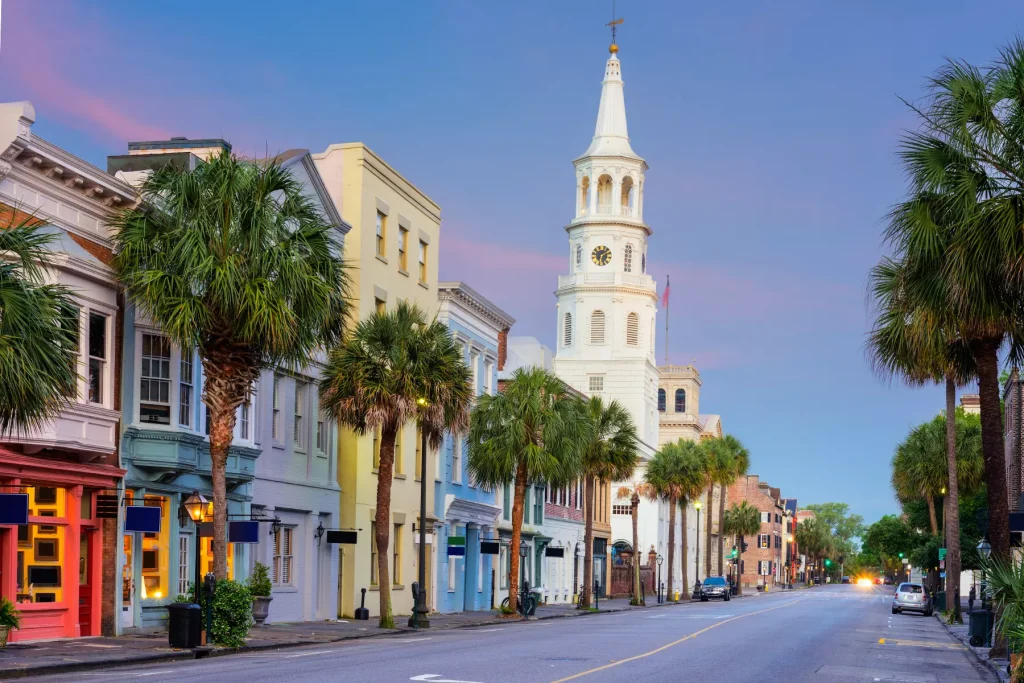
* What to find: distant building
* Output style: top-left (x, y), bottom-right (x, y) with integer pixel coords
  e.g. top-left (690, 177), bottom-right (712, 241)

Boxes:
top-left (725, 476), bottom-right (786, 590)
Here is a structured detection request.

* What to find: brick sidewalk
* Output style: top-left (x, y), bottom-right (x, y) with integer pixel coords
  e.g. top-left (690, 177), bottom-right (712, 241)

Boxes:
top-left (0, 595), bottom-right (750, 679)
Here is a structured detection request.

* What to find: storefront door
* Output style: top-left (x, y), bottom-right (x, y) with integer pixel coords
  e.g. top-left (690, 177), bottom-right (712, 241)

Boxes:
top-left (78, 531), bottom-right (93, 636)
top-left (121, 534), bottom-right (134, 629)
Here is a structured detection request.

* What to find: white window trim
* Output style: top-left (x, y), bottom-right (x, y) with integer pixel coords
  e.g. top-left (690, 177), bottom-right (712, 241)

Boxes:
top-left (273, 526), bottom-right (295, 587)
top-left (452, 435), bottom-right (463, 485)
top-left (85, 310), bottom-right (111, 407)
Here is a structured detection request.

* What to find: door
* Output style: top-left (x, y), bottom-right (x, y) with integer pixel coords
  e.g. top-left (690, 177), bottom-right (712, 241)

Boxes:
top-left (78, 531), bottom-right (93, 636)
top-left (121, 534), bottom-right (134, 629)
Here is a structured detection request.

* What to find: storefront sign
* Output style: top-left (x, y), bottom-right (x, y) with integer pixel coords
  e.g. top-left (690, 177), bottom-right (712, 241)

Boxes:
top-left (228, 520), bottom-right (260, 544)
top-left (0, 493), bottom-right (29, 525)
top-left (326, 530), bottom-right (357, 544)
top-left (125, 505), bottom-right (161, 533)
top-left (447, 545), bottom-right (466, 556)
top-left (479, 541), bottom-right (500, 555)
top-left (545, 546), bottom-right (565, 558)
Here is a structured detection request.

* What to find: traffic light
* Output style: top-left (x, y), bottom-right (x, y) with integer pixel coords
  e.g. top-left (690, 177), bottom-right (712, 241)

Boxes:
top-left (898, 552), bottom-right (904, 559)
top-left (825, 559), bottom-right (832, 567)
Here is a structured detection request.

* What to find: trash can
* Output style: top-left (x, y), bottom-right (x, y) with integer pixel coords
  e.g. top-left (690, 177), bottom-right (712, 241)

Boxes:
top-left (167, 602), bottom-right (201, 649)
top-left (934, 591), bottom-right (946, 612)
top-left (528, 589), bottom-right (543, 617)
top-left (967, 609), bottom-right (994, 648)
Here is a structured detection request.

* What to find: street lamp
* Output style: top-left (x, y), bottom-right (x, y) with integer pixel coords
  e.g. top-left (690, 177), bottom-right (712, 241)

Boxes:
top-left (656, 554), bottom-right (664, 604)
top-left (182, 491), bottom-right (208, 605)
top-left (694, 500), bottom-right (702, 595)
top-left (410, 397), bottom-right (431, 629)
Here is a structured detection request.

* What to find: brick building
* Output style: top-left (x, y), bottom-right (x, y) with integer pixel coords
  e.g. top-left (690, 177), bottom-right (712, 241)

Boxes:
top-left (725, 475), bottom-right (786, 590)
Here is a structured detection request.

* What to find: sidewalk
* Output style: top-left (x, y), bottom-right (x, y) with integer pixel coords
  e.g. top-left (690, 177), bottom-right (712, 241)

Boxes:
top-left (933, 603), bottom-right (1010, 683)
top-left (0, 595), bottom-right (759, 679)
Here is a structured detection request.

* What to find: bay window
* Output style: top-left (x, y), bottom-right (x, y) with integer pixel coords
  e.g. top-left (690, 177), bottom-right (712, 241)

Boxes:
top-left (87, 312), bottom-right (107, 404)
top-left (140, 334), bottom-right (171, 424)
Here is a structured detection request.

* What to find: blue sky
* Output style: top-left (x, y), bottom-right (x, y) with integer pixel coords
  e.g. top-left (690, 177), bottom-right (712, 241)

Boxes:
top-left (3, 0), bottom-right (1022, 526)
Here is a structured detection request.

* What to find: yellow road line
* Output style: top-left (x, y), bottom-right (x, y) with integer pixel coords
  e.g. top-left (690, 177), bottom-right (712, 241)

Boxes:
top-left (549, 598), bottom-right (806, 683)
top-left (879, 638), bottom-right (965, 650)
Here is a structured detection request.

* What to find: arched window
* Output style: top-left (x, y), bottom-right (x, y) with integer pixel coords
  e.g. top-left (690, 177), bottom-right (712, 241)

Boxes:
top-left (575, 244), bottom-right (582, 268)
top-left (658, 388), bottom-right (666, 412)
top-left (626, 312), bottom-right (639, 346)
top-left (675, 389), bottom-right (686, 413)
top-left (563, 313), bottom-right (573, 346)
top-left (620, 176), bottom-right (634, 215)
top-left (597, 175), bottom-right (613, 211)
top-left (624, 244), bottom-right (632, 273)
top-left (580, 176), bottom-right (590, 215)
top-left (590, 310), bottom-right (606, 344)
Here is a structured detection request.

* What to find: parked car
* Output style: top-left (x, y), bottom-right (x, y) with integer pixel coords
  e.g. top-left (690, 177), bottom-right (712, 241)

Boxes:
top-left (841, 576), bottom-right (851, 584)
top-left (892, 582), bottom-right (933, 616)
top-left (700, 576), bottom-right (731, 602)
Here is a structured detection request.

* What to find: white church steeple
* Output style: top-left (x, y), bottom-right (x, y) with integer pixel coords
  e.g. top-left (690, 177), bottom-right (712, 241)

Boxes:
top-left (582, 46), bottom-right (640, 160)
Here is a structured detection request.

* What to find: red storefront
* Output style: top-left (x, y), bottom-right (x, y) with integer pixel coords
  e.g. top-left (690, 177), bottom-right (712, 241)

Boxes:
top-left (0, 450), bottom-right (123, 642)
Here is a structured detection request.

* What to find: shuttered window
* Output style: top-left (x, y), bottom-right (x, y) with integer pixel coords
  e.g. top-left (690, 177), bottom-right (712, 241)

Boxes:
top-left (624, 244), bottom-right (632, 272)
top-left (626, 313), bottom-right (639, 346)
top-left (590, 310), bottom-right (606, 344)
top-left (273, 527), bottom-right (293, 586)
top-left (564, 313), bottom-right (573, 346)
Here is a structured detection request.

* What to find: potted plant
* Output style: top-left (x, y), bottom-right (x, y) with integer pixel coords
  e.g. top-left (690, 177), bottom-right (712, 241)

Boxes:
top-left (248, 562), bottom-right (273, 626)
top-left (0, 597), bottom-right (22, 648)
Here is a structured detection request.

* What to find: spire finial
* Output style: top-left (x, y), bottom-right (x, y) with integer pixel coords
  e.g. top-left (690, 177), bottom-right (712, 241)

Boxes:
top-left (606, 2), bottom-right (623, 54)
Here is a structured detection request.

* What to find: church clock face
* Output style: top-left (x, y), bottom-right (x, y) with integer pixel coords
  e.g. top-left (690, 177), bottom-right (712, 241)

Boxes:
top-left (591, 245), bottom-right (612, 266)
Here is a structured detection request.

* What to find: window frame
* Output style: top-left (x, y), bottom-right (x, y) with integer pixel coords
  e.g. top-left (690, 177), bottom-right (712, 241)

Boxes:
top-left (393, 523), bottom-right (402, 585)
top-left (398, 227), bottom-right (409, 271)
top-left (139, 333), bottom-right (172, 426)
top-left (273, 527), bottom-right (294, 587)
top-left (294, 380), bottom-right (306, 450)
top-left (178, 349), bottom-right (194, 428)
top-left (86, 311), bottom-right (108, 405)
top-left (418, 240), bottom-right (428, 283)
top-left (375, 211), bottom-right (387, 258)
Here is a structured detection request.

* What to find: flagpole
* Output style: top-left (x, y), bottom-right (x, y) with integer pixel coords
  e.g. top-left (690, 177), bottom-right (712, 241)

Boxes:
top-left (663, 274), bottom-right (669, 366)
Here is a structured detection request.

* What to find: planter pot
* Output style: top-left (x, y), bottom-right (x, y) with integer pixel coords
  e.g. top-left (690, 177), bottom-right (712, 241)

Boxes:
top-left (252, 596), bottom-right (272, 626)
top-left (0, 625), bottom-right (10, 648)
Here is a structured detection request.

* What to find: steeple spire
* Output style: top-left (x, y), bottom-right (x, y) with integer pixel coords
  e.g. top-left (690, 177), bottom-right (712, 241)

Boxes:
top-left (582, 40), bottom-right (639, 160)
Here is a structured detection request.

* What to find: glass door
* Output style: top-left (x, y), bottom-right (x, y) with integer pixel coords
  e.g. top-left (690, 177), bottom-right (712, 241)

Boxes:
top-left (121, 534), bottom-right (134, 629)
top-left (78, 531), bottom-right (92, 636)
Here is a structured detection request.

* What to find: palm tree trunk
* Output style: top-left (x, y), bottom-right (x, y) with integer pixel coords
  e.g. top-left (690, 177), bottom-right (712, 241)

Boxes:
top-left (667, 496), bottom-right (676, 603)
top-left (681, 504), bottom-right (689, 600)
top-left (374, 425), bottom-right (397, 628)
top-left (508, 459), bottom-right (528, 614)
top-left (925, 494), bottom-right (939, 536)
top-left (705, 487), bottom-right (714, 578)
top-left (717, 485), bottom-right (726, 575)
top-left (736, 536), bottom-right (744, 596)
top-left (945, 376), bottom-right (961, 621)
top-left (972, 337), bottom-right (1011, 561)
top-left (204, 371), bottom-right (244, 582)
top-left (581, 476), bottom-right (595, 609)
top-left (631, 492), bottom-right (641, 605)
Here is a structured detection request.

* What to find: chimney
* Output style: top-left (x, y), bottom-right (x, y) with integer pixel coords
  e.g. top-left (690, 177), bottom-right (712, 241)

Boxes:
top-left (497, 327), bottom-right (509, 371)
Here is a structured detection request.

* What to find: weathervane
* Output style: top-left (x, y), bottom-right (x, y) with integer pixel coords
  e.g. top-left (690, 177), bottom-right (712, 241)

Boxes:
top-left (606, 1), bottom-right (623, 53)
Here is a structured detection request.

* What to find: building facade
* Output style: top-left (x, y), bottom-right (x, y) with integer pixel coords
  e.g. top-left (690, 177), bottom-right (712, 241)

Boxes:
top-left (433, 282), bottom-right (512, 613)
top-left (0, 101), bottom-right (133, 641)
top-left (314, 143), bottom-right (441, 619)
top-left (726, 475), bottom-right (786, 590)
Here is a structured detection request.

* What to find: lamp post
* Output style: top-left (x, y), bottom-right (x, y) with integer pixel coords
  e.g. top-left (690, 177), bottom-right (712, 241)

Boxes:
top-left (656, 554), bottom-right (664, 604)
top-left (694, 500), bottom-right (702, 596)
top-left (977, 538), bottom-right (992, 611)
top-left (183, 491), bottom-right (208, 606)
top-left (410, 398), bottom-right (431, 629)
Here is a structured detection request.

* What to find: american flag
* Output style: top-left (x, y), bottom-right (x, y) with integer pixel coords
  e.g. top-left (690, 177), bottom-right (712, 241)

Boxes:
top-left (661, 275), bottom-right (670, 308)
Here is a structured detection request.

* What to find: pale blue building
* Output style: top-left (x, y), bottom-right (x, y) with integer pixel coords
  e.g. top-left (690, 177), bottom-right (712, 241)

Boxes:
top-left (433, 282), bottom-right (514, 613)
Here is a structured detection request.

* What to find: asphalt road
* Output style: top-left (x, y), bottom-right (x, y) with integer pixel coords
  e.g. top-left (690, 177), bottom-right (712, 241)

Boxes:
top-left (34, 585), bottom-right (997, 683)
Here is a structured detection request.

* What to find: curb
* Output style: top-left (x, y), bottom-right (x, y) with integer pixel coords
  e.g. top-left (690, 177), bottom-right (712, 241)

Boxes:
top-left (0, 596), bottom-right (752, 680)
top-left (931, 613), bottom-right (1009, 683)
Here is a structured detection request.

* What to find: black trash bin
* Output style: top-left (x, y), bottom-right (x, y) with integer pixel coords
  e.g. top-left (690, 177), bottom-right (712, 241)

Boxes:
top-left (967, 609), bottom-right (994, 648)
top-left (167, 602), bottom-right (201, 649)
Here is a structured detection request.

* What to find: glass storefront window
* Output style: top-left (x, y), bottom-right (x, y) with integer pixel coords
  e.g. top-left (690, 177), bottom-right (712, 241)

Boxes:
top-left (200, 536), bottom-right (234, 580)
top-left (19, 486), bottom-right (68, 605)
top-left (140, 496), bottom-right (169, 600)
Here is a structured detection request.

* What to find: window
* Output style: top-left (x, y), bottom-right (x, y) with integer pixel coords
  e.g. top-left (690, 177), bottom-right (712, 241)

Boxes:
top-left (577, 481), bottom-right (583, 510)
top-left (484, 361), bottom-right (493, 395)
top-left (294, 381), bottom-right (305, 448)
top-left (373, 426), bottom-right (382, 469)
top-left (760, 512), bottom-right (770, 524)
top-left (240, 394), bottom-right (252, 440)
top-left (272, 375), bottom-right (282, 441)
top-left (470, 352), bottom-right (479, 394)
top-left (759, 534), bottom-right (769, 549)
top-left (179, 350), bottom-right (193, 427)
top-left (503, 484), bottom-right (511, 521)
top-left (675, 389), bottom-right (686, 413)
top-left (563, 313), bottom-right (573, 346)
top-left (448, 548), bottom-right (457, 592)
top-left (588, 375), bottom-right (604, 393)
top-left (316, 413), bottom-right (326, 452)
top-left (140, 334), bottom-right (171, 424)
top-left (273, 527), bottom-right (294, 586)
top-left (759, 560), bottom-right (771, 576)
top-left (575, 244), bottom-right (582, 268)
top-left (398, 227), bottom-right (409, 271)
top-left (533, 486), bottom-right (543, 525)
top-left (139, 495), bottom-right (169, 600)
top-left (395, 425), bottom-right (404, 475)
top-left (452, 436), bottom-right (462, 484)
top-left (370, 522), bottom-right (378, 585)
top-left (418, 240), bottom-right (428, 283)
top-left (626, 313), bottom-right (639, 346)
top-left (624, 244), bottom-right (632, 273)
top-left (613, 504), bottom-right (631, 516)
top-left (590, 310), bottom-right (605, 344)
top-left (658, 388), bottom-right (666, 412)
top-left (375, 298), bottom-right (386, 315)
top-left (393, 523), bottom-right (402, 585)
top-left (177, 536), bottom-right (190, 597)
top-left (376, 211), bottom-right (387, 258)
top-left (87, 312), bottom-right (106, 404)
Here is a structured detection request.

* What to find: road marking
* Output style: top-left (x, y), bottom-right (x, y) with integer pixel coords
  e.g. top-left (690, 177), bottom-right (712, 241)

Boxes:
top-left (473, 628), bottom-right (501, 632)
top-left (399, 637), bottom-right (435, 643)
top-left (548, 598), bottom-right (806, 683)
top-left (410, 676), bottom-right (483, 683)
top-left (815, 665), bottom-right (936, 681)
top-left (286, 649), bottom-right (334, 658)
top-left (878, 638), bottom-right (964, 651)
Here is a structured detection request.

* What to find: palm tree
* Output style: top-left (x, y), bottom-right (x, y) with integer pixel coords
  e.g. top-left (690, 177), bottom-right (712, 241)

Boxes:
top-left (699, 438), bottom-right (734, 577)
top-left (643, 444), bottom-right (682, 604)
top-left (467, 367), bottom-right (585, 615)
top-left (796, 516), bottom-right (832, 584)
top-left (722, 501), bottom-right (760, 596)
top-left (0, 211), bottom-right (78, 434)
top-left (712, 435), bottom-right (749, 575)
top-left (616, 480), bottom-right (649, 605)
top-left (111, 151), bottom-right (349, 581)
top-left (577, 396), bottom-right (639, 609)
top-left (320, 301), bottom-right (471, 627)
top-left (675, 441), bottom-right (710, 600)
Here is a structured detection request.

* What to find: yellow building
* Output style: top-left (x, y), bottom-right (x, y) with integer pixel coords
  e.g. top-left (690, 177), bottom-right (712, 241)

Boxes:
top-left (313, 143), bottom-right (441, 619)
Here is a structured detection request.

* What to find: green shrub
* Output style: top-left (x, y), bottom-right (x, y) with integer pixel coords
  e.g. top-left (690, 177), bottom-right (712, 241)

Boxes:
top-left (0, 598), bottom-right (22, 629)
top-left (248, 562), bottom-right (272, 597)
top-left (498, 604), bottom-right (515, 616)
top-left (173, 594), bottom-right (192, 604)
top-left (196, 579), bottom-right (252, 648)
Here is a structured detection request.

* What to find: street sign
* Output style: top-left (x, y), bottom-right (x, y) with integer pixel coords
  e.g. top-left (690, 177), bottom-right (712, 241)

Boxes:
top-left (447, 545), bottom-right (465, 557)
top-left (939, 559), bottom-right (945, 570)
top-left (447, 536), bottom-right (465, 546)
top-left (0, 493), bottom-right (28, 525)
top-left (938, 548), bottom-right (947, 561)
top-left (479, 541), bottom-right (499, 555)
top-left (326, 530), bottom-right (357, 544)
top-left (940, 572), bottom-right (946, 578)
top-left (902, 558), bottom-right (909, 565)
top-left (545, 546), bottom-right (565, 557)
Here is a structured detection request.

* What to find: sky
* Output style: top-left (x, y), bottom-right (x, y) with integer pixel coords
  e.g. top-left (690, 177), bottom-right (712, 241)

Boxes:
top-left (2, 0), bottom-right (1022, 527)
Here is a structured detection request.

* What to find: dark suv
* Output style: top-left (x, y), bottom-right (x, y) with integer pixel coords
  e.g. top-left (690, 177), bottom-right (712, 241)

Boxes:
top-left (700, 576), bottom-right (731, 602)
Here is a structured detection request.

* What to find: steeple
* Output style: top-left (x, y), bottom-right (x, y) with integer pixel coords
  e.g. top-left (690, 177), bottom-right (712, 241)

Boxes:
top-left (582, 45), bottom-right (640, 160)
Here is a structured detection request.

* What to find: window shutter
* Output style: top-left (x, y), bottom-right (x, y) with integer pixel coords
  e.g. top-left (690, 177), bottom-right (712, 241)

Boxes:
top-left (626, 313), bottom-right (639, 346)
top-left (590, 311), bottom-right (606, 344)
top-left (564, 313), bottom-right (573, 346)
